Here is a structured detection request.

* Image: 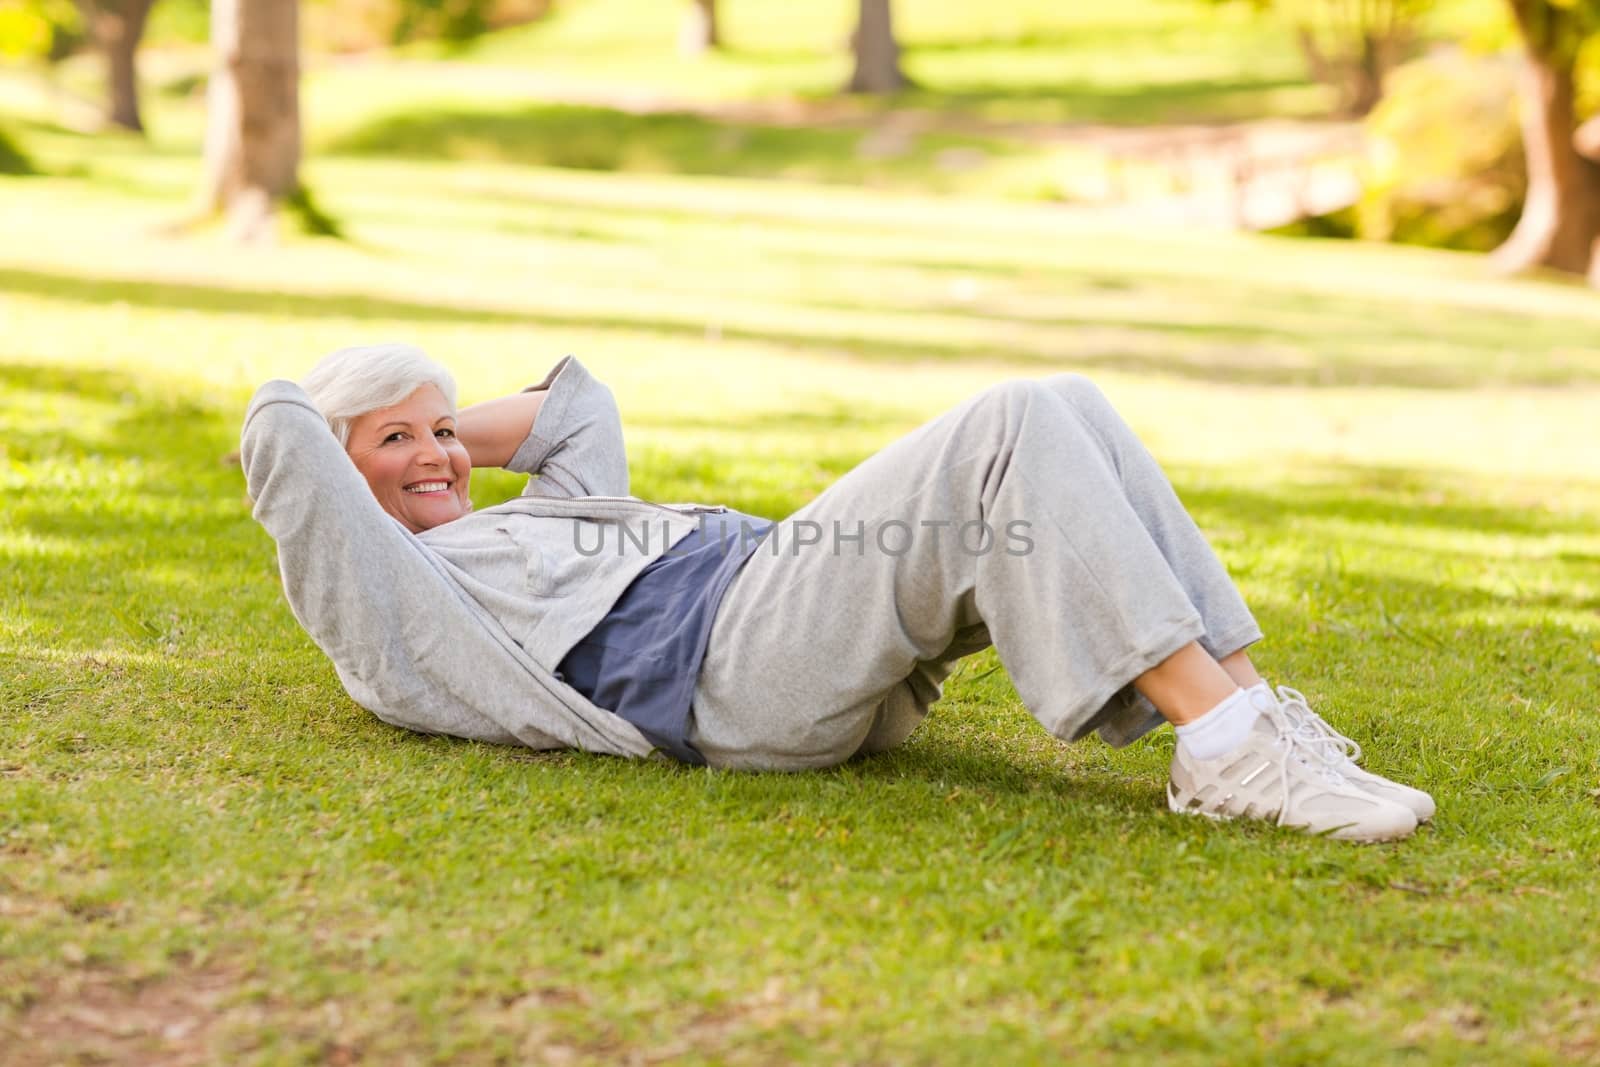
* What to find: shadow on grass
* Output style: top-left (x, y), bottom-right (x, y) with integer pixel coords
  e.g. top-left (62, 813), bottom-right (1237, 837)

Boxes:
top-left (330, 178), bottom-right (1600, 390)
top-left (899, 75), bottom-right (1322, 126)
top-left (327, 102), bottom-right (1017, 187)
top-left (0, 123), bottom-right (36, 176)
top-left (0, 362), bottom-right (279, 653)
top-left (628, 406), bottom-right (915, 438)
top-left (1174, 463), bottom-right (1600, 541)
top-left (11, 265), bottom-right (1595, 390)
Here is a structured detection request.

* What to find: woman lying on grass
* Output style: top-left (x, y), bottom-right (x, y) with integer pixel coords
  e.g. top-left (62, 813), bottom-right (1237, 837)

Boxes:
top-left (241, 345), bottom-right (1434, 842)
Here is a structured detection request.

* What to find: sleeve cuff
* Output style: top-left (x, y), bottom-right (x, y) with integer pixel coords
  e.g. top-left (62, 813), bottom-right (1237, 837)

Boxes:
top-left (504, 355), bottom-right (583, 476)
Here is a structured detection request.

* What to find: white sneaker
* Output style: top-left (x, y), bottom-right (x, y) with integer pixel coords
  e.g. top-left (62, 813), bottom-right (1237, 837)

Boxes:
top-left (1272, 686), bottom-right (1435, 823)
top-left (1168, 692), bottom-right (1418, 843)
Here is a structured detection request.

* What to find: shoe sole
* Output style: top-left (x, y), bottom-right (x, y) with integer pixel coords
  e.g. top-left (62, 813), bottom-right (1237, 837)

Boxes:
top-left (1166, 782), bottom-right (1415, 843)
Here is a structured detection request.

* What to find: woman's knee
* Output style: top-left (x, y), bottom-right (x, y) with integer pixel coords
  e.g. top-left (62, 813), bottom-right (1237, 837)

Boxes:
top-left (980, 375), bottom-right (1112, 419)
top-left (1040, 373), bottom-right (1136, 454)
top-left (971, 378), bottom-right (1063, 429)
top-left (1042, 373), bottom-right (1113, 417)
top-left (974, 377), bottom-right (1116, 455)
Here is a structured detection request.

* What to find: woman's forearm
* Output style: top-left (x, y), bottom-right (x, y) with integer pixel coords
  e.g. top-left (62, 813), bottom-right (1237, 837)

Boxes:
top-left (456, 389), bottom-right (548, 469)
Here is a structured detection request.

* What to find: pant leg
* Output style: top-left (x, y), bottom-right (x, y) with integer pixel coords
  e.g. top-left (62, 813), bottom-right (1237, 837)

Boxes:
top-left (689, 376), bottom-right (1236, 770)
top-left (855, 621), bottom-right (991, 756)
top-left (1042, 374), bottom-right (1261, 660)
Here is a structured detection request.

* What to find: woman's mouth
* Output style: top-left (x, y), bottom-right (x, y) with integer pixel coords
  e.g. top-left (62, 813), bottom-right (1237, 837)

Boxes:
top-left (405, 481), bottom-right (451, 494)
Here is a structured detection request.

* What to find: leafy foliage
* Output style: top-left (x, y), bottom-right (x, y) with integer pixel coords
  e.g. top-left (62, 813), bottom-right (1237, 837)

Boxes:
top-left (1358, 50), bottom-right (1526, 251)
top-left (0, 0), bottom-right (81, 61)
top-left (302, 0), bottom-right (551, 51)
top-left (392, 0), bottom-right (490, 43)
top-left (1507, 0), bottom-right (1600, 63)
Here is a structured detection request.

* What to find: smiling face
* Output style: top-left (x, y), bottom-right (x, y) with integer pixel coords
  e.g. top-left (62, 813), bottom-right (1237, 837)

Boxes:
top-left (345, 384), bottom-right (472, 533)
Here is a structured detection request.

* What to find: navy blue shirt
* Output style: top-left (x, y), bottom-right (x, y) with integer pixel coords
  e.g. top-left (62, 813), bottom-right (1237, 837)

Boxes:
top-left (557, 510), bottom-right (771, 764)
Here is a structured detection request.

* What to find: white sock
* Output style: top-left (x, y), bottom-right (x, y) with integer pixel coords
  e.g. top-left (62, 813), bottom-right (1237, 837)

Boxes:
top-left (1174, 685), bottom-right (1265, 760)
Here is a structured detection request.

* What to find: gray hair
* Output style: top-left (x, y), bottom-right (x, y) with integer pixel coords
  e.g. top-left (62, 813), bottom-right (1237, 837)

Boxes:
top-left (300, 343), bottom-right (459, 448)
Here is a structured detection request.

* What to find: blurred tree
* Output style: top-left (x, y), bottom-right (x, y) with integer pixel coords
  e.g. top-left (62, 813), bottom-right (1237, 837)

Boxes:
top-left (1217, 0), bottom-right (1428, 116)
top-left (679, 0), bottom-right (717, 55)
top-left (846, 0), bottom-right (906, 93)
top-left (1295, 0), bottom-right (1429, 115)
top-left (0, 1), bottom-right (198, 132)
top-left (200, 0), bottom-right (298, 241)
top-left (79, 0), bottom-right (157, 131)
top-left (1494, 0), bottom-right (1600, 282)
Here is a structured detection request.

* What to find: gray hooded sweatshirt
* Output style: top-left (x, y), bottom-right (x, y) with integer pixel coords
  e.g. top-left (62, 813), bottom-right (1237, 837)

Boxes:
top-left (240, 355), bottom-right (720, 757)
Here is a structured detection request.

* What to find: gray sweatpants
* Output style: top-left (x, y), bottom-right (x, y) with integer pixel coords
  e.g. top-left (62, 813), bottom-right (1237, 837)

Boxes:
top-left (687, 374), bottom-right (1262, 770)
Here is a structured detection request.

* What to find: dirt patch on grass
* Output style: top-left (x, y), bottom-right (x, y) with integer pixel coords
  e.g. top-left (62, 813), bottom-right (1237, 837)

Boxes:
top-left (2, 965), bottom-right (261, 1067)
top-left (1532, 995), bottom-right (1600, 1063)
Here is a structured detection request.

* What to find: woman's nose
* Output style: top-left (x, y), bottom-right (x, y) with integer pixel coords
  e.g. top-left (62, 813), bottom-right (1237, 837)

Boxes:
top-left (415, 436), bottom-right (448, 466)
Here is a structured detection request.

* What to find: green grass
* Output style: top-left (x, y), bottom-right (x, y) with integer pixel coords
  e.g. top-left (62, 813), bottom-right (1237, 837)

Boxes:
top-left (2, 7), bottom-right (1600, 1061)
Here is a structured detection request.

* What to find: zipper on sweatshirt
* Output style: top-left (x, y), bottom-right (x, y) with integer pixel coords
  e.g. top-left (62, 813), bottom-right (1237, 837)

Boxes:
top-left (604, 497), bottom-right (725, 515)
top-left (555, 496), bottom-right (726, 515)
top-left (493, 495), bottom-right (728, 519)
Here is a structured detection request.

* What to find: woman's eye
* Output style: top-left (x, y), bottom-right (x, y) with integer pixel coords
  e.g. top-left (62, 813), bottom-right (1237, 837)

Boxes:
top-left (436, 428), bottom-right (456, 439)
top-left (384, 432), bottom-right (407, 443)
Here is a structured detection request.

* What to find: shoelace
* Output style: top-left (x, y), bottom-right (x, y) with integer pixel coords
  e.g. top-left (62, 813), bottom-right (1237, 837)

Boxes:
top-left (1274, 685), bottom-right (1362, 766)
top-left (1257, 698), bottom-right (1350, 827)
top-left (1254, 700), bottom-right (1356, 825)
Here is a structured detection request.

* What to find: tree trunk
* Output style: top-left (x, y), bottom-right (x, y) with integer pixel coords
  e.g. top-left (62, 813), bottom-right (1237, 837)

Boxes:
top-left (845, 0), bottom-right (908, 94)
top-left (1295, 24), bottom-right (1386, 118)
top-left (1345, 33), bottom-right (1384, 118)
top-left (89, 0), bottom-right (156, 133)
top-left (201, 0), bottom-right (301, 242)
top-left (1494, 2), bottom-right (1600, 281)
top-left (678, 0), bottom-right (718, 56)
